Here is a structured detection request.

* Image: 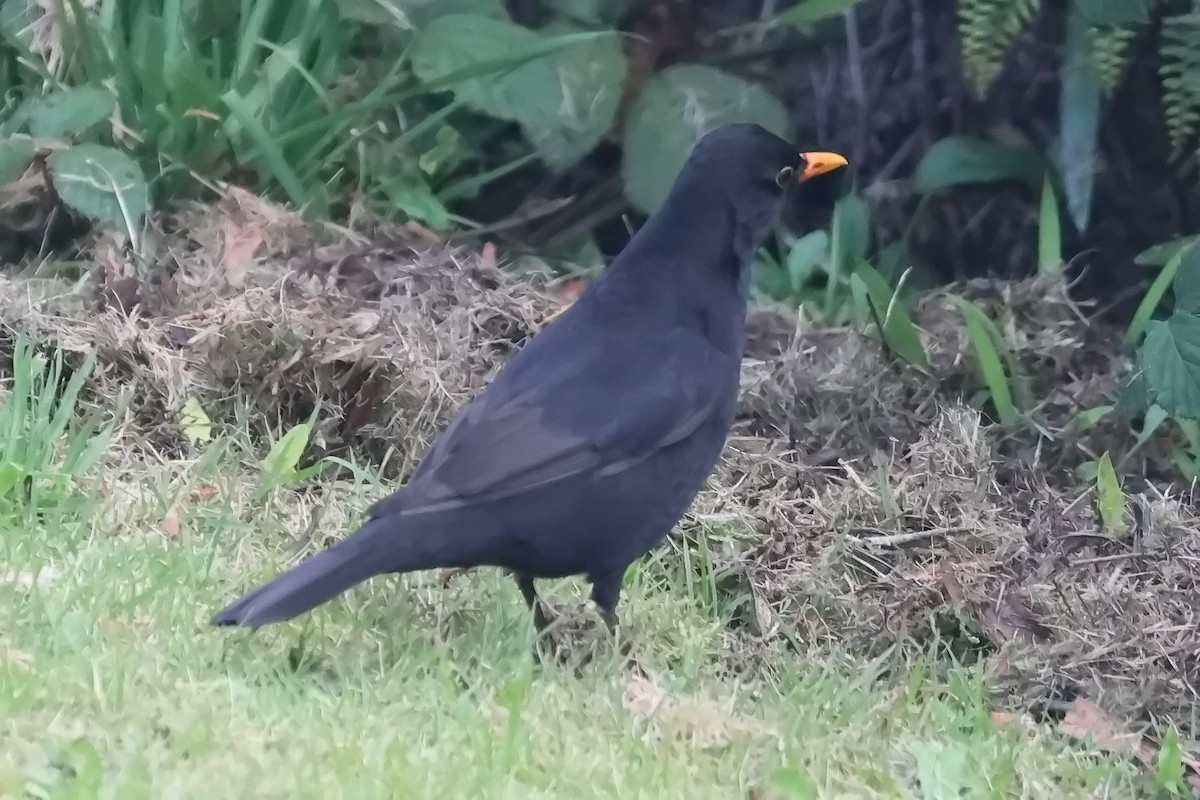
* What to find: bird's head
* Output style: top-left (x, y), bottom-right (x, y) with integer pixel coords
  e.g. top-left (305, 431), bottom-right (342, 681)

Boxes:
top-left (669, 123), bottom-right (847, 271)
top-left (684, 123), bottom-right (847, 218)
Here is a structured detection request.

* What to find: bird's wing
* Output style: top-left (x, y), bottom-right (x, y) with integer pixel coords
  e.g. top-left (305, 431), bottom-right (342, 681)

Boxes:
top-left (387, 330), bottom-right (732, 514)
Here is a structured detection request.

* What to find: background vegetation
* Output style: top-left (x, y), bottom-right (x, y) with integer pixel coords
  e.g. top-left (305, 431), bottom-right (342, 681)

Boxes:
top-left (4, 0), bottom-right (1200, 795)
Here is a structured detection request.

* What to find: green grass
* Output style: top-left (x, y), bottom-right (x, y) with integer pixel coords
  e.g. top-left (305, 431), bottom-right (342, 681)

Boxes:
top-left (0, 344), bottom-right (1156, 798)
top-left (0, 465), bottom-right (1154, 798)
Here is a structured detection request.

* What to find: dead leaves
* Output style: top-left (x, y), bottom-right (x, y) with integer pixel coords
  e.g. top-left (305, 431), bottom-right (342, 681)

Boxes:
top-left (991, 697), bottom-right (1200, 796)
top-left (1058, 696), bottom-right (1200, 796)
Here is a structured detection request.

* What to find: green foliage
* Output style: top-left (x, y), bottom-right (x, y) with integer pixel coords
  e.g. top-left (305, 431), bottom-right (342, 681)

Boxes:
top-left (1056, 6), bottom-right (1101, 232)
top-left (1094, 451), bottom-right (1127, 535)
top-left (24, 85), bottom-right (114, 139)
top-left (257, 420), bottom-right (327, 498)
top-left (948, 295), bottom-right (1021, 427)
top-left (911, 136), bottom-right (1045, 194)
top-left (1126, 247), bottom-right (1184, 345)
top-left (1139, 313), bottom-right (1200, 418)
top-left (1118, 243), bottom-right (1200, 480)
top-left (0, 0), bottom-right (805, 232)
top-left (851, 261), bottom-right (929, 370)
top-left (2, 84), bottom-right (149, 235)
top-left (1159, 12), bottom-right (1200, 155)
top-left (1084, 24), bottom-right (1138, 92)
top-left (1037, 178), bottom-right (1062, 277)
top-left (47, 144), bottom-right (150, 237)
top-left (622, 64), bottom-right (790, 213)
top-left (957, 0), bottom-right (1042, 95)
top-left (776, 0), bottom-right (869, 27)
top-left (1153, 725), bottom-right (1190, 796)
top-left (0, 137), bottom-right (35, 183)
top-left (411, 15), bottom-right (624, 170)
top-left (0, 338), bottom-right (122, 518)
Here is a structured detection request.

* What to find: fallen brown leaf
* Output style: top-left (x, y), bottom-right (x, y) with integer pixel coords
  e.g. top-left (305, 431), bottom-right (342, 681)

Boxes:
top-left (190, 484), bottom-right (217, 502)
top-left (219, 224), bottom-right (265, 289)
top-left (159, 509), bottom-right (181, 537)
top-left (480, 242), bottom-right (498, 269)
top-left (1059, 698), bottom-right (1155, 766)
top-left (554, 278), bottom-right (589, 305)
top-left (989, 711), bottom-right (1018, 728)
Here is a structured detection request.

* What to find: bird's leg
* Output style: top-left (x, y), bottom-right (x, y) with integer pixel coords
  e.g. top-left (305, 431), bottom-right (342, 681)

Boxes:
top-left (515, 573), bottom-right (554, 633)
top-left (515, 573), bottom-right (570, 664)
top-left (590, 573), bottom-right (633, 658)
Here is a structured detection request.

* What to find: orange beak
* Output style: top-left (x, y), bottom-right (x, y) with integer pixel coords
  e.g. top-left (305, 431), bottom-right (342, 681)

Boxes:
top-left (798, 151), bottom-right (848, 181)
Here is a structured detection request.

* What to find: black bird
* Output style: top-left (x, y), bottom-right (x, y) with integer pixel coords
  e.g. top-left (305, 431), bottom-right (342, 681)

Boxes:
top-left (211, 123), bottom-right (847, 640)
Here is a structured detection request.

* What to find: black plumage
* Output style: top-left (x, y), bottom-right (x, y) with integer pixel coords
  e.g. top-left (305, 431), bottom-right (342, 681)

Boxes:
top-left (211, 123), bottom-right (846, 641)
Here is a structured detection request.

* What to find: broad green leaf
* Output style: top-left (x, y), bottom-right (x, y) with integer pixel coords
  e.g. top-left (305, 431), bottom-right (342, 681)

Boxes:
top-left (853, 260), bottom-right (929, 369)
top-left (776, 0), bottom-right (867, 26)
top-left (1054, 7), bottom-right (1101, 232)
top-left (47, 144), bottom-right (149, 231)
top-left (1125, 247), bottom-right (1185, 345)
top-left (1073, 0), bottom-right (1149, 26)
top-left (786, 230), bottom-right (829, 290)
top-left (412, 15), bottom-right (621, 169)
top-left (1115, 371), bottom-right (1150, 418)
top-left (1037, 178), bottom-right (1062, 276)
top-left (1172, 242), bottom-right (1200, 315)
top-left (260, 422), bottom-right (314, 483)
top-left (912, 136), bottom-right (1044, 194)
top-left (178, 397), bottom-right (213, 445)
top-left (1140, 312), bottom-right (1200, 418)
top-left (1136, 236), bottom-right (1198, 266)
top-left (26, 86), bottom-right (116, 139)
top-left (0, 137), bottom-right (35, 184)
top-left (1095, 451), bottom-right (1127, 535)
top-left (527, 26), bottom-right (628, 168)
top-left (622, 64), bottom-right (790, 213)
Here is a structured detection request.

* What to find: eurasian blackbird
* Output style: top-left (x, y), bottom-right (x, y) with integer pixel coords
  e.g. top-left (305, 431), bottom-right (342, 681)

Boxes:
top-left (211, 123), bottom-right (847, 641)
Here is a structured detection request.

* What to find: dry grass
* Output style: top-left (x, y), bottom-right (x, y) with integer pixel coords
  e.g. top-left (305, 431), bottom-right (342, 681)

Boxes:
top-left (2, 191), bottom-right (1198, 780)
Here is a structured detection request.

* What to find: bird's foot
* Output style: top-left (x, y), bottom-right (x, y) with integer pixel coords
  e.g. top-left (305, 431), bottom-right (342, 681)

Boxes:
top-left (529, 608), bottom-right (637, 671)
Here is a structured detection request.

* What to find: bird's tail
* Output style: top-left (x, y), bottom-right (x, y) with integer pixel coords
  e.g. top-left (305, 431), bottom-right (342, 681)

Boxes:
top-left (210, 514), bottom-right (476, 628)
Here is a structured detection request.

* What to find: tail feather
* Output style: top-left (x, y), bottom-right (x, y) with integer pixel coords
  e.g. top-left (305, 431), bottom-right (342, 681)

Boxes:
top-left (211, 514), bottom-right (468, 628)
top-left (211, 542), bottom-right (382, 627)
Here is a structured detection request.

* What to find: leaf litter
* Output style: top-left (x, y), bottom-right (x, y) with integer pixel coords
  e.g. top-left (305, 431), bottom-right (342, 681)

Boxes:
top-left (2, 191), bottom-right (1200, 787)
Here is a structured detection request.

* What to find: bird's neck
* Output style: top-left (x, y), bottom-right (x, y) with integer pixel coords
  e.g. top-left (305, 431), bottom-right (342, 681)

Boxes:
top-left (606, 188), bottom-right (750, 301)
top-left (584, 190), bottom-right (752, 355)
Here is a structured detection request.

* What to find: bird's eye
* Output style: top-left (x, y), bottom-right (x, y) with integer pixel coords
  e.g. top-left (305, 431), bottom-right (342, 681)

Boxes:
top-left (774, 167), bottom-right (795, 187)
